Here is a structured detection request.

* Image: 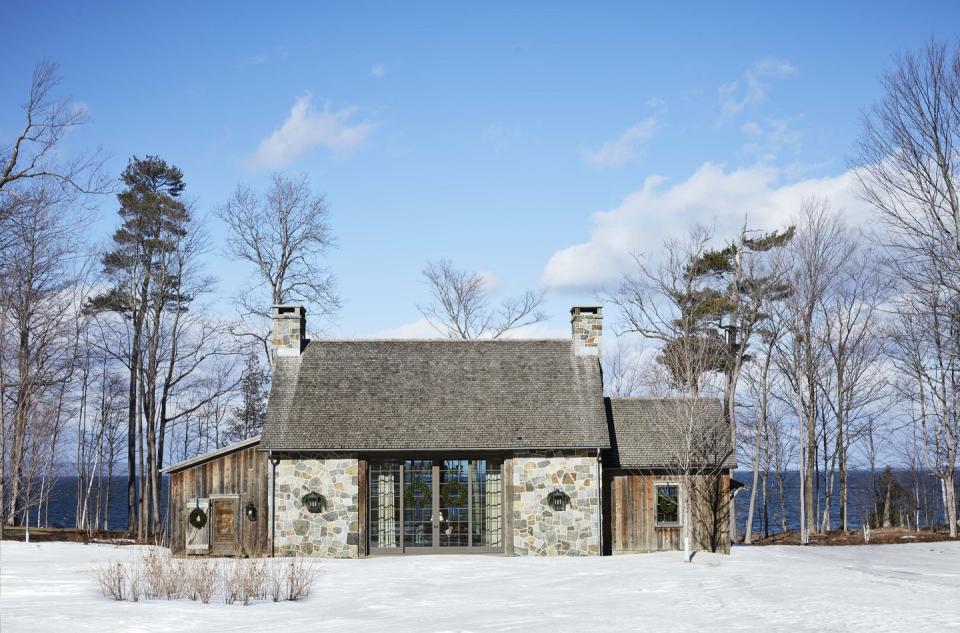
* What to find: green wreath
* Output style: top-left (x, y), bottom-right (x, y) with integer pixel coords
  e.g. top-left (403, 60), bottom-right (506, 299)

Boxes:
top-left (404, 482), bottom-right (431, 510)
top-left (442, 481), bottom-right (468, 508)
top-left (189, 507), bottom-right (207, 530)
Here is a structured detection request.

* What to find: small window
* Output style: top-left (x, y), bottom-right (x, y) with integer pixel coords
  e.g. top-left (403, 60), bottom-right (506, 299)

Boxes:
top-left (655, 483), bottom-right (680, 526)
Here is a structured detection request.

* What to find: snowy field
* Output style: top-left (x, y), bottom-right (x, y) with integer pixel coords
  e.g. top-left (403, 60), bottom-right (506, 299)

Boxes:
top-left (1, 541), bottom-right (959, 632)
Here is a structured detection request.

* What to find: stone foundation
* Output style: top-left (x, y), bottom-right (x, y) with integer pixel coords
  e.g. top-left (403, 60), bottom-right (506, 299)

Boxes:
top-left (511, 451), bottom-right (601, 556)
top-left (273, 457), bottom-right (359, 558)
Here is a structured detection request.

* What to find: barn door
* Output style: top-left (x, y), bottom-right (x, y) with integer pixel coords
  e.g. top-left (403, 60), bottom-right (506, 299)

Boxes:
top-left (186, 497), bottom-right (210, 553)
top-left (210, 497), bottom-right (239, 556)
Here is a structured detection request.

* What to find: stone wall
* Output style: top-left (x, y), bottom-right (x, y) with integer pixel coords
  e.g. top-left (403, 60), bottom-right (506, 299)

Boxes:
top-left (511, 451), bottom-right (601, 556)
top-left (271, 305), bottom-right (305, 358)
top-left (273, 456), bottom-right (359, 558)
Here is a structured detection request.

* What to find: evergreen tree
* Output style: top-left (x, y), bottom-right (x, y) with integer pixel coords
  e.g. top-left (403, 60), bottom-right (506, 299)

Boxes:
top-left (661, 225), bottom-right (794, 544)
top-left (86, 155), bottom-right (189, 535)
top-left (226, 351), bottom-right (269, 443)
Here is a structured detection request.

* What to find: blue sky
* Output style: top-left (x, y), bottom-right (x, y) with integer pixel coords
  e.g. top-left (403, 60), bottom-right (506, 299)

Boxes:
top-left (5, 2), bottom-right (959, 338)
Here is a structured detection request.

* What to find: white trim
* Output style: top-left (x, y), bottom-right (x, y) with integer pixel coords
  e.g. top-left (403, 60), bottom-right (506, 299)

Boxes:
top-left (653, 481), bottom-right (682, 527)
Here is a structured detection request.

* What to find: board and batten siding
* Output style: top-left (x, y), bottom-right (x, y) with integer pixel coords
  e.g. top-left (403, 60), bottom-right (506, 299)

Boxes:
top-left (168, 444), bottom-right (270, 557)
top-left (605, 471), bottom-right (730, 555)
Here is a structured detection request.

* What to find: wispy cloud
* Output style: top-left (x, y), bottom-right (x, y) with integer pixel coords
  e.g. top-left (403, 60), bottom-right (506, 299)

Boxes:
top-left (370, 63), bottom-right (386, 79)
top-left (248, 94), bottom-right (375, 170)
top-left (583, 118), bottom-right (658, 168)
top-left (740, 117), bottom-right (803, 161)
top-left (719, 58), bottom-right (798, 115)
top-left (541, 162), bottom-right (869, 291)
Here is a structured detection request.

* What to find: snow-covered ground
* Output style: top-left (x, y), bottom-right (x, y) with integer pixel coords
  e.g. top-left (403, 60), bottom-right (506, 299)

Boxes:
top-left (1, 541), bottom-right (958, 632)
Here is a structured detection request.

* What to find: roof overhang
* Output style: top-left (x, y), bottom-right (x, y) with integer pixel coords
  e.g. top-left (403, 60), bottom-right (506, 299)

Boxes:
top-left (161, 435), bottom-right (262, 475)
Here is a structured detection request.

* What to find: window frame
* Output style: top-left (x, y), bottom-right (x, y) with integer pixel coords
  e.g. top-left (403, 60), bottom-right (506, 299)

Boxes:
top-left (654, 481), bottom-right (682, 527)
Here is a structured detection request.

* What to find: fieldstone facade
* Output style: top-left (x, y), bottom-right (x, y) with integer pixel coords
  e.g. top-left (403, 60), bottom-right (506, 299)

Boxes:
top-left (273, 456), bottom-right (359, 558)
top-left (511, 451), bottom-right (601, 556)
top-left (571, 306), bottom-right (602, 357)
top-left (271, 305), bottom-right (306, 358)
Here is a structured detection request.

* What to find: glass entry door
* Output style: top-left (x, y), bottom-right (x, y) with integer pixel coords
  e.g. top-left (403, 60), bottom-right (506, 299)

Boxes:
top-left (402, 460), bottom-right (434, 551)
top-left (368, 458), bottom-right (503, 554)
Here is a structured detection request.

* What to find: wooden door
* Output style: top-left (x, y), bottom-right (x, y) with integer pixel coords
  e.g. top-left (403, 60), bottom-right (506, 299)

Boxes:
top-left (211, 497), bottom-right (239, 556)
top-left (185, 498), bottom-right (210, 553)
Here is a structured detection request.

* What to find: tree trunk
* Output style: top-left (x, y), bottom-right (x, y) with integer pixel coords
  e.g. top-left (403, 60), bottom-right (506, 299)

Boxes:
top-left (883, 481), bottom-right (892, 528)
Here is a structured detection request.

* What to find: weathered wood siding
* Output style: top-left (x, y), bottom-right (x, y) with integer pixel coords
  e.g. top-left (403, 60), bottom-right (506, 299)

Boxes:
top-left (168, 445), bottom-right (270, 557)
top-left (605, 470), bottom-right (730, 555)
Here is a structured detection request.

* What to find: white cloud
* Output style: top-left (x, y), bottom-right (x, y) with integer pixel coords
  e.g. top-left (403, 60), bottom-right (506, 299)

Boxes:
top-left (248, 94), bottom-right (375, 170)
top-left (541, 162), bottom-right (871, 291)
top-left (583, 118), bottom-right (658, 168)
top-left (370, 64), bottom-right (386, 78)
top-left (719, 58), bottom-right (798, 115)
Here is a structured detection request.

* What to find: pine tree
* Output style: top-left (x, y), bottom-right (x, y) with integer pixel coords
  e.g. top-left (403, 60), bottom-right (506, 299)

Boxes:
top-left (226, 352), bottom-right (268, 443)
top-left (86, 155), bottom-right (189, 536)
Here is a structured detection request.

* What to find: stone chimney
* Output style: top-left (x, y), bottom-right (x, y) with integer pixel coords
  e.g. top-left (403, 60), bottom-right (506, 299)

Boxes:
top-left (272, 305), bottom-right (306, 358)
top-left (570, 306), bottom-right (602, 357)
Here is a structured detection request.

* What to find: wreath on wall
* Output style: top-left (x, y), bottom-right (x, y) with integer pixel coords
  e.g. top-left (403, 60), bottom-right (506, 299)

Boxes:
top-left (442, 481), bottom-right (468, 508)
top-left (189, 507), bottom-right (208, 530)
top-left (404, 482), bottom-right (431, 510)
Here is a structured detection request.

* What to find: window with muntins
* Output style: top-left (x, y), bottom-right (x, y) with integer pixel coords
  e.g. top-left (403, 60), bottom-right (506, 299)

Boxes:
top-left (655, 483), bottom-right (680, 526)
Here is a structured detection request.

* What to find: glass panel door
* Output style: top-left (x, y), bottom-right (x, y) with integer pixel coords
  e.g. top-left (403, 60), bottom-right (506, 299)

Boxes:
top-left (403, 460), bottom-right (434, 549)
top-left (368, 457), bottom-right (504, 554)
top-left (369, 461), bottom-right (400, 550)
top-left (471, 460), bottom-right (503, 548)
top-left (439, 460), bottom-right (469, 547)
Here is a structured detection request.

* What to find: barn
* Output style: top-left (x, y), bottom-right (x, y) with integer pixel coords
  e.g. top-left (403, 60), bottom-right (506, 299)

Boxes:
top-left (163, 305), bottom-right (733, 557)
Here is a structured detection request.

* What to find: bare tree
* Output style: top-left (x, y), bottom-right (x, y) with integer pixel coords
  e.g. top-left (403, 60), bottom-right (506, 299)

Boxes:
top-left (1, 186), bottom-right (86, 527)
top-left (418, 259), bottom-right (546, 339)
top-left (816, 245), bottom-right (890, 532)
top-left (603, 342), bottom-right (647, 397)
top-left (858, 40), bottom-right (960, 537)
top-left (772, 199), bottom-right (853, 540)
top-left (219, 173), bottom-right (339, 357)
top-left (741, 322), bottom-right (783, 542)
top-left (0, 61), bottom-right (107, 205)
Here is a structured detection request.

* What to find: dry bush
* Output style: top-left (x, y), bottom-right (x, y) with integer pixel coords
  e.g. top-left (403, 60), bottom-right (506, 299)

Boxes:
top-left (266, 560), bottom-right (285, 602)
top-left (221, 561), bottom-right (243, 605)
top-left (285, 557), bottom-right (318, 601)
top-left (190, 559), bottom-right (220, 604)
top-left (242, 558), bottom-right (268, 603)
top-left (95, 562), bottom-right (126, 600)
top-left (93, 552), bottom-right (317, 605)
top-left (140, 549), bottom-right (169, 599)
top-left (127, 563), bottom-right (143, 602)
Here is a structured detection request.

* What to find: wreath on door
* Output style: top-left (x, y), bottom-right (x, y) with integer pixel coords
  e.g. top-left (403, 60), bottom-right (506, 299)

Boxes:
top-left (442, 481), bottom-right (468, 508)
top-left (404, 482), bottom-right (431, 510)
top-left (189, 507), bottom-right (208, 530)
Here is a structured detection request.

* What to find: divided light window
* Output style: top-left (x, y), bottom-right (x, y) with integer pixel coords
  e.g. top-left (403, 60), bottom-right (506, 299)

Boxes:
top-left (655, 483), bottom-right (680, 526)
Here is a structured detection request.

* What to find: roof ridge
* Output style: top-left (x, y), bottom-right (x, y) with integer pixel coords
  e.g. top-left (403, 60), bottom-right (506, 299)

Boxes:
top-left (302, 338), bottom-right (572, 343)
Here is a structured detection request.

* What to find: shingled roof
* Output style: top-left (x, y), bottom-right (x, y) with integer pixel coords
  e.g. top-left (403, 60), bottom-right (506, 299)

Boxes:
top-left (605, 397), bottom-right (736, 469)
top-left (261, 339), bottom-right (609, 451)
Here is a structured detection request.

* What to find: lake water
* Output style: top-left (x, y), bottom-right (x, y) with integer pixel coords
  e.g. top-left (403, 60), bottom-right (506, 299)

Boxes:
top-left (31, 469), bottom-right (959, 534)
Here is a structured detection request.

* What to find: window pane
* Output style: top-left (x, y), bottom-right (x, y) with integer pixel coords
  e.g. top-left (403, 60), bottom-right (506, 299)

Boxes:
top-left (369, 462), bottom-right (400, 549)
top-left (439, 460), bottom-right (468, 547)
top-left (470, 460), bottom-right (502, 548)
top-left (403, 460), bottom-right (433, 547)
top-left (656, 483), bottom-right (679, 524)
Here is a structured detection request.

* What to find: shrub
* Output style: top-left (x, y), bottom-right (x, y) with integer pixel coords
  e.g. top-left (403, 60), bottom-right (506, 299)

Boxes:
top-left (92, 551), bottom-right (318, 605)
top-left (95, 562), bottom-right (126, 601)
